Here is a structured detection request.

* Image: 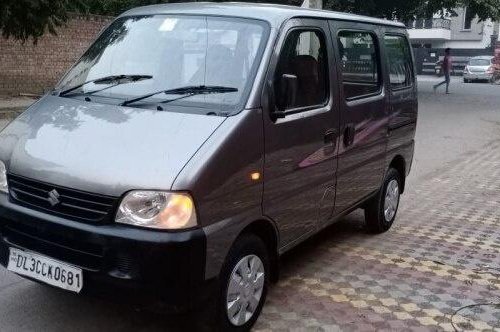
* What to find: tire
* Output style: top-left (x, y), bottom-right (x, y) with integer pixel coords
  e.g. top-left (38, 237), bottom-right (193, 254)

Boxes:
top-left (463, 78), bottom-right (469, 83)
top-left (364, 168), bottom-right (402, 233)
top-left (216, 234), bottom-right (269, 331)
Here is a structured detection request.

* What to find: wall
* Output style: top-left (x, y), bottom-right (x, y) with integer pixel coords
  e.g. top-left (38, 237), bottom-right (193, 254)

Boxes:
top-left (443, 39), bottom-right (491, 49)
top-left (450, 8), bottom-right (485, 42)
top-left (0, 15), bottom-right (112, 96)
top-left (409, 7), bottom-right (497, 49)
top-left (413, 47), bottom-right (494, 75)
top-left (446, 17), bottom-right (493, 49)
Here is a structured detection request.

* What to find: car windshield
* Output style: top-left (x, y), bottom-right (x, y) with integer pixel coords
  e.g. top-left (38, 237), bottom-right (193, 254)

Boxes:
top-left (469, 59), bottom-right (491, 66)
top-left (57, 15), bottom-right (269, 113)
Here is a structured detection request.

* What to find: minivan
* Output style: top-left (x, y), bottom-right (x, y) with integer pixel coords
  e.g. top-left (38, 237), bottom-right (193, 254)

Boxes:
top-left (0, 3), bottom-right (417, 330)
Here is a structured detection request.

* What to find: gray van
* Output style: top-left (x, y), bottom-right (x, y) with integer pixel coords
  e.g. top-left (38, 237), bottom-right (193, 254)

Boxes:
top-left (0, 3), bottom-right (416, 330)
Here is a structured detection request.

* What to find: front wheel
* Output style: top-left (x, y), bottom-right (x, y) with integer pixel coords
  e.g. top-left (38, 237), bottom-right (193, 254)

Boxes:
top-left (216, 234), bottom-right (269, 331)
top-left (365, 168), bottom-right (402, 233)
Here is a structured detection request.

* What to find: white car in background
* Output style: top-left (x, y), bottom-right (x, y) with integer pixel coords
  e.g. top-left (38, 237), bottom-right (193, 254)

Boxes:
top-left (463, 56), bottom-right (495, 83)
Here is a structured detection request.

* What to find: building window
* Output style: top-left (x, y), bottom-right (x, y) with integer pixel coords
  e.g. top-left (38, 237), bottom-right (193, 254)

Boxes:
top-left (463, 7), bottom-right (473, 30)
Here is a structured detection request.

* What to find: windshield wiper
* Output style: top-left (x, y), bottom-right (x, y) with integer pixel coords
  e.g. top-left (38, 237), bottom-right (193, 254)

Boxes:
top-left (121, 85), bottom-right (238, 107)
top-left (58, 74), bottom-right (153, 97)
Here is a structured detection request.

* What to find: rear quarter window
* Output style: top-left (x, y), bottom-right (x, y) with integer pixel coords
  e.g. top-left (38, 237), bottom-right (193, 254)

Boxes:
top-left (338, 31), bottom-right (381, 99)
top-left (384, 35), bottom-right (414, 89)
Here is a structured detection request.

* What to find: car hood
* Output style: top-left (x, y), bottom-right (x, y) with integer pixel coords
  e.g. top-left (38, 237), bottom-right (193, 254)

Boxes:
top-left (0, 96), bottom-right (225, 197)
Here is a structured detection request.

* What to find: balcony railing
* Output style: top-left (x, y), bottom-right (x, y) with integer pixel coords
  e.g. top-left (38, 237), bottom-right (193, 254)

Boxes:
top-left (406, 18), bottom-right (451, 30)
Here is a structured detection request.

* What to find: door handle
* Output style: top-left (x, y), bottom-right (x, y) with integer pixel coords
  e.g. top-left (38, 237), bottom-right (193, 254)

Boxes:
top-left (343, 124), bottom-right (356, 147)
top-left (324, 129), bottom-right (337, 146)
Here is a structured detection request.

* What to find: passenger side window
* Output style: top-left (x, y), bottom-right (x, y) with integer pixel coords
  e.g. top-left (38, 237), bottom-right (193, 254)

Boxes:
top-left (274, 29), bottom-right (328, 110)
top-left (384, 35), bottom-right (414, 88)
top-left (338, 31), bottom-right (381, 99)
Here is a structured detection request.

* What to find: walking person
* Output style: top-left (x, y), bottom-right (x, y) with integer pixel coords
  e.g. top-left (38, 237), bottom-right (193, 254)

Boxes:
top-left (434, 48), bottom-right (452, 94)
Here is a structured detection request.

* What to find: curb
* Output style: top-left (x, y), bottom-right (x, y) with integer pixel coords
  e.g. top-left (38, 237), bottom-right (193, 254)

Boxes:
top-left (0, 109), bottom-right (22, 120)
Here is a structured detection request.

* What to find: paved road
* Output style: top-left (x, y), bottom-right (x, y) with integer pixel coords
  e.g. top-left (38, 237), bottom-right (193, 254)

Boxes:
top-left (409, 77), bottom-right (500, 186)
top-left (1, 79), bottom-right (500, 331)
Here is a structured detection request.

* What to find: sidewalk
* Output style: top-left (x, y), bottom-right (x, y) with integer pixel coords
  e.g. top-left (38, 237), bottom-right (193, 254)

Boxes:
top-left (0, 96), bottom-right (36, 130)
top-left (417, 75), bottom-right (462, 83)
top-left (0, 96), bottom-right (36, 112)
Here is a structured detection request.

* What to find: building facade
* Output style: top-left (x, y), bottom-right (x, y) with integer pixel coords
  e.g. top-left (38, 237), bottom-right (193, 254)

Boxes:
top-left (407, 8), bottom-right (499, 75)
top-left (408, 7), bottom-right (499, 49)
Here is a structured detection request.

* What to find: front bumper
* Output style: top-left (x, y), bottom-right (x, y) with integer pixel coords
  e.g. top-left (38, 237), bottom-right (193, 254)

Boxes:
top-left (463, 72), bottom-right (493, 81)
top-left (0, 193), bottom-right (213, 313)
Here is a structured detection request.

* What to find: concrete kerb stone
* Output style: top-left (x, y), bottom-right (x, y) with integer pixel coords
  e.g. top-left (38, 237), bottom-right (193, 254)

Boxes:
top-left (0, 96), bottom-right (37, 120)
top-left (0, 110), bottom-right (23, 121)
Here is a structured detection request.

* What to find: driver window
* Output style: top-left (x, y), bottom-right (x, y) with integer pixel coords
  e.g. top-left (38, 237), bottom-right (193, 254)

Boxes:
top-left (274, 29), bottom-right (328, 110)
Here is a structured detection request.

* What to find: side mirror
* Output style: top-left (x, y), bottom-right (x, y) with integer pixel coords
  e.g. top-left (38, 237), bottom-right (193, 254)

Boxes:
top-left (269, 74), bottom-right (298, 121)
top-left (281, 74), bottom-right (298, 110)
top-left (272, 74), bottom-right (298, 120)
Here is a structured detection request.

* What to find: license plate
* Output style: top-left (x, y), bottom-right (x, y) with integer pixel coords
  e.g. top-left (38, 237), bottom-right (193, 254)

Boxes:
top-left (7, 248), bottom-right (83, 293)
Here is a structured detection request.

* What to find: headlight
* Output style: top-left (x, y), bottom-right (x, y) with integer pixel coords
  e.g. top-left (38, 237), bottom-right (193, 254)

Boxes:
top-left (0, 161), bottom-right (8, 194)
top-left (116, 191), bottom-right (197, 230)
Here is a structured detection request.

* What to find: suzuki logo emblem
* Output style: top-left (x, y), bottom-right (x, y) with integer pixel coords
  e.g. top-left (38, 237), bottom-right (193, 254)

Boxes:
top-left (48, 189), bottom-right (61, 207)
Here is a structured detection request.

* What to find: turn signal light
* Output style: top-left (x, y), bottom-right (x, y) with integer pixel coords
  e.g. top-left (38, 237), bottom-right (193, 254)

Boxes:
top-left (250, 172), bottom-right (261, 181)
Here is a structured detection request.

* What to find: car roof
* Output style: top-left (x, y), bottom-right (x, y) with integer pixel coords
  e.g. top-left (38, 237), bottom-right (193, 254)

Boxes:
top-left (120, 2), bottom-right (405, 28)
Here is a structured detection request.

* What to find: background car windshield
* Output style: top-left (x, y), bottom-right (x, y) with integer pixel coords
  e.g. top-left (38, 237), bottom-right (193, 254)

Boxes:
top-left (469, 59), bottom-right (491, 66)
top-left (57, 15), bottom-right (268, 111)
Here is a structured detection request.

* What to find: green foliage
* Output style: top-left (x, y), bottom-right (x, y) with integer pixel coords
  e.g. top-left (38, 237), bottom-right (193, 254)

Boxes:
top-left (463, 0), bottom-right (500, 22)
top-left (0, 0), bottom-right (85, 43)
top-left (82, 0), bottom-right (168, 16)
top-left (82, 0), bottom-right (302, 16)
top-left (0, 0), bottom-right (302, 43)
top-left (1, 0), bottom-right (500, 43)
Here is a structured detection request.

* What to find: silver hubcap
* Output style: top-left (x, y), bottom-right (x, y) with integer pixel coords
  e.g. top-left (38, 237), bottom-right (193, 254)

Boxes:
top-left (226, 255), bottom-right (265, 326)
top-left (384, 179), bottom-right (399, 222)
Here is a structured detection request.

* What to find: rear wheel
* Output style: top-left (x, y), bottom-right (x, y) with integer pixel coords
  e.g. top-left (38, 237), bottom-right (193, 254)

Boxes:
top-left (216, 234), bottom-right (269, 331)
top-left (463, 78), bottom-right (470, 83)
top-left (365, 168), bottom-right (402, 233)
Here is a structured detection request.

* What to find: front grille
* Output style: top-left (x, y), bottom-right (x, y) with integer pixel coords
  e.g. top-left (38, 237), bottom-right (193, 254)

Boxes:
top-left (7, 174), bottom-right (118, 223)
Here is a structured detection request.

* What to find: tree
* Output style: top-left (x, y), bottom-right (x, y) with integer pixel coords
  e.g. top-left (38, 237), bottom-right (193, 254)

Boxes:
top-left (2, 0), bottom-right (500, 43)
top-left (83, 0), bottom-right (170, 16)
top-left (0, 0), bottom-right (86, 43)
top-left (324, 0), bottom-right (500, 23)
top-left (83, 0), bottom-right (302, 16)
top-left (0, 0), bottom-right (301, 42)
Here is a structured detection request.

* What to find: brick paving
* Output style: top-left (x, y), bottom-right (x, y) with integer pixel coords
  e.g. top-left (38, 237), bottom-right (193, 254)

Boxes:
top-left (255, 140), bottom-right (500, 331)
top-left (0, 87), bottom-right (499, 331)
